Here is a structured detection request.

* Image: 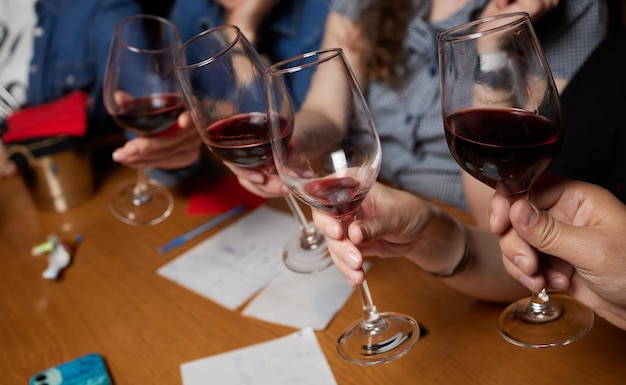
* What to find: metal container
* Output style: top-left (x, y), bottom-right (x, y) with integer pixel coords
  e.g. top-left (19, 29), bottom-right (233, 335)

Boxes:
top-left (7, 136), bottom-right (94, 212)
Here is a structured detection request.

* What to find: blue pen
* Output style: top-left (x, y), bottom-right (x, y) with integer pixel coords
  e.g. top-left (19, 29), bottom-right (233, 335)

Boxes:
top-left (158, 204), bottom-right (246, 254)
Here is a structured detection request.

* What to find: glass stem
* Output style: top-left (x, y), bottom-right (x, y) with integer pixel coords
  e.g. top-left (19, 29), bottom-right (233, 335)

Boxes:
top-left (132, 168), bottom-right (152, 206)
top-left (507, 193), bottom-right (563, 323)
top-left (525, 288), bottom-right (561, 323)
top-left (357, 280), bottom-right (383, 329)
top-left (339, 215), bottom-right (383, 330)
top-left (283, 193), bottom-right (324, 250)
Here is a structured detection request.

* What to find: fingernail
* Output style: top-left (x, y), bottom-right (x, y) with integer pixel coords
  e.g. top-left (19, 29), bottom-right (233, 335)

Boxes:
top-left (346, 253), bottom-right (360, 269)
top-left (248, 173), bottom-right (264, 184)
top-left (519, 202), bottom-right (538, 227)
top-left (548, 276), bottom-right (567, 290)
top-left (513, 254), bottom-right (529, 272)
top-left (112, 150), bottom-right (122, 161)
top-left (324, 224), bottom-right (339, 239)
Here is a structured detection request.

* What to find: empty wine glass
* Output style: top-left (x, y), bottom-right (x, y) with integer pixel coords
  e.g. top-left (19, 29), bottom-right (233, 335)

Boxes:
top-left (172, 25), bottom-right (332, 274)
top-left (265, 48), bottom-right (420, 365)
top-left (103, 14), bottom-right (182, 225)
top-left (438, 12), bottom-right (594, 347)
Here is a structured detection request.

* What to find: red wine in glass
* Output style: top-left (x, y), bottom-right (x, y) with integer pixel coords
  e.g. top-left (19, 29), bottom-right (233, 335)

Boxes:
top-left (112, 93), bottom-right (184, 136)
top-left (444, 107), bottom-right (563, 196)
top-left (204, 112), bottom-right (291, 170)
top-left (300, 176), bottom-right (367, 218)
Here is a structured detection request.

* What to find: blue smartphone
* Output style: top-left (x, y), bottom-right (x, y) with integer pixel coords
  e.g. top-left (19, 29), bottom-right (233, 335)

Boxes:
top-left (29, 353), bottom-right (112, 385)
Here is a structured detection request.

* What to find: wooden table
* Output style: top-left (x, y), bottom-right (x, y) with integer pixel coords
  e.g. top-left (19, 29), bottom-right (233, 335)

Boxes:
top-left (2, 141), bottom-right (625, 385)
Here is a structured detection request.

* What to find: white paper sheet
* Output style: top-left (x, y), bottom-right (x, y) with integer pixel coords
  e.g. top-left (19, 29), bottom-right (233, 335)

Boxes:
top-left (157, 205), bottom-right (296, 310)
top-left (243, 263), bottom-right (365, 330)
top-left (158, 204), bottom-right (360, 331)
top-left (180, 328), bottom-right (338, 385)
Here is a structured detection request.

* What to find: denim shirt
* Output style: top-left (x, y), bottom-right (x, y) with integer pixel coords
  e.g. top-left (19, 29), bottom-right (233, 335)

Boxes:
top-left (29, 0), bottom-right (142, 136)
top-left (169, 0), bottom-right (331, 107)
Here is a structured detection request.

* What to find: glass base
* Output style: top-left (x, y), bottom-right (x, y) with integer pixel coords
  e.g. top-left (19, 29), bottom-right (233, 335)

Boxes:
top-left (498, 293), bottom-right (594, 348)
top-left (337, 312), bottom-right (420, 365)
top-left (109, 179), bottom-right (173, 226)
top-left (282, 229), bottom-right (333, 274)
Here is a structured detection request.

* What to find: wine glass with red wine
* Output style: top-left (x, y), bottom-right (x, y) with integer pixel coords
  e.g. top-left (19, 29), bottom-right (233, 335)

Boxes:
top-left (265, 48), bottom-right (420, 365)
top-left (438, 12), bottom-right (594, 347)
top-left (172, 25), bottom-right (332, 274)
top-left (103, 14), bottom-right (182, 225)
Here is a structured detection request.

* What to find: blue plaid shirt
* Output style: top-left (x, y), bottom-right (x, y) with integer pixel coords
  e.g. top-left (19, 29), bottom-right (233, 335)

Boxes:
top-left (332, 0), bottom-right (608, 209)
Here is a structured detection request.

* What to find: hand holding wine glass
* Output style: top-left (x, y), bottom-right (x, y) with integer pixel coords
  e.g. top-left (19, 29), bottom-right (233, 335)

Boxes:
top-left (438, 12), bottom-right (594, 347)
top-left (265, 48), bottom-right (419, 364)
top-left (103, 14), bottom-right (183, 225)
top-left (172, 25), bottom-right (333, 274)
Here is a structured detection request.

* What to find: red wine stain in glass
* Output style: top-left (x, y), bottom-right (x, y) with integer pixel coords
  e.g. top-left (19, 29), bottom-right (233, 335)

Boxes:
top-left (302, 176), bottom-right (367, 218)
top-left (205, 112), bottom-right (291, 170)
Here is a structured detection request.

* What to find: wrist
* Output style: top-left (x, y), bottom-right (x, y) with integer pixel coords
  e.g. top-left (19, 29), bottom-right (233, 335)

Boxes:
top-left (429, 217), bottom-right (470, 278)
top-left (412, 211), bottom-right (470, 278)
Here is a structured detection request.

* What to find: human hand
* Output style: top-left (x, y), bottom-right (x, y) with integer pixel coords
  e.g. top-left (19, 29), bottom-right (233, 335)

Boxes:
top-left (0, 158), bottom-right (16, 179)
top-left (224, 162), bottom-right (288, 199)
top-left (481, 0), bottom-right (559, 21)
top-left (489, 175), bottom-right (626, 330)
top-left (112, 110), bottom-right (202, 170)
top-left (311, 182), bottom-right (466, 286)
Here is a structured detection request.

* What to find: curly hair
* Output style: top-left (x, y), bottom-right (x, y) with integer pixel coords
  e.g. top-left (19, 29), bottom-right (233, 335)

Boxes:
top-left (356, 0), bottom-right (417, 86)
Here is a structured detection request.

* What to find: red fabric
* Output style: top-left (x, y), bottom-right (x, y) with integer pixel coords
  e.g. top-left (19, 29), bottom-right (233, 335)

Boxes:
top-left (3, 91), bottom-right (88, 143)
top-left (187, 175), bottom-right (265, 215)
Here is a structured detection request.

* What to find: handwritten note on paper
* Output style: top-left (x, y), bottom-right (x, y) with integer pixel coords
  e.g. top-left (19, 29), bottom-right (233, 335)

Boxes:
top-left (157, 205), bottom-right (297, 310)
top-left (180, 328), bottom-right (338, 385)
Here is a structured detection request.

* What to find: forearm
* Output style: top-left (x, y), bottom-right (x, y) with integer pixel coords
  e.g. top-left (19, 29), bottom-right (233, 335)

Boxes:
top-left (220, 0), bottom-right (280, 45)
top-left (406, 204), bottom-right (528, 303)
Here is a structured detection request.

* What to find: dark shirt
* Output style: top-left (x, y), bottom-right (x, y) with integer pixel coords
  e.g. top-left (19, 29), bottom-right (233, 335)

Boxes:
top-left (549, 29), bottom-right (626, 203)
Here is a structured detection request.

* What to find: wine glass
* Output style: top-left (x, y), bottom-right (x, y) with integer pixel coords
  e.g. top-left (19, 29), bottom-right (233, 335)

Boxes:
top-left (172, 25), bottom-right (332, 274)
top-left (103, 14), bottom-right (183, 225)
top-left (438, 12), bottom-right (594, 347)
top-left (265, 48), bottom-right (420, 365)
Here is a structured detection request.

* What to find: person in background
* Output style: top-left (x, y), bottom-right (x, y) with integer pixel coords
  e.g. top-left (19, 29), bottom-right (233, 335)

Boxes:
top-left (489, 175), bottom-right (626, 331)
top-left (0, 0), bottom-right (143, 179)
top-left (111, 0), bottom-right (331, 185)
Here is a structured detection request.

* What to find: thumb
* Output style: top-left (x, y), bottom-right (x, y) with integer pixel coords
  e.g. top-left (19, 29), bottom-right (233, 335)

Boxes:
top-left (509, 199), bottom-right (583, 263)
